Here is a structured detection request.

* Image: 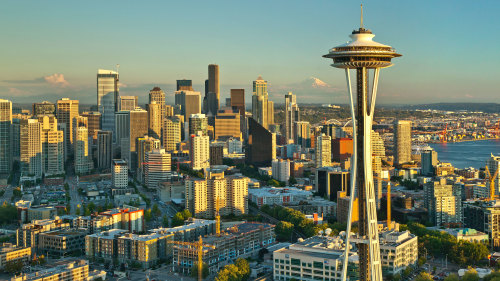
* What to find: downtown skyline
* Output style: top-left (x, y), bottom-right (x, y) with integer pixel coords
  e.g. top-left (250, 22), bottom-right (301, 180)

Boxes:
top-left (1, 0), bottom-right (499, 105)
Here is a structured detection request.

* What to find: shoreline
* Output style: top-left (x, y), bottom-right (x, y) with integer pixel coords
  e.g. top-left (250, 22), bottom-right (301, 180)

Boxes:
top-left (427, 137), bottom-right (499, 144)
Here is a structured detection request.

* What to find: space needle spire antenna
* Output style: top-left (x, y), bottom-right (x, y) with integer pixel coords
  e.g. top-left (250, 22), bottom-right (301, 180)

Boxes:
top-left (323, 5), bottom-right (401, 281)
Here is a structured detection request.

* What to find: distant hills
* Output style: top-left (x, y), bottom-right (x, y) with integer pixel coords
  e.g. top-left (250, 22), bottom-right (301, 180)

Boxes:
top-left (401, 103), bottom-right (500, 113)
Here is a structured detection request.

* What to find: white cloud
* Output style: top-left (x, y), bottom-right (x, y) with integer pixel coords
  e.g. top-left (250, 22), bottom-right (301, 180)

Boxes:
top-left (44, 73), bottom-right (69, 87)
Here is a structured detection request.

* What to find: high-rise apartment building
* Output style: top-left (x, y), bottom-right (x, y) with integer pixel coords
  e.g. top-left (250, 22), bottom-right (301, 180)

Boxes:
top-left (146, 101), bottom-right (163, 140)
top-left (38, 115), bottom-right (64, 175)
top-left (81, 111), bottom-right (101, 143)
top-left (315, 134), bottom-right (331, 168)
top-left (174, 91), bottom-right (201, 121)
top-left (371, 131), bottom-right (386, 157)
top-left (72, 115), bottom-right (88, 147)
top-left (56, 98), bottom-right (79, 157)
top-left (137, 136), bottom-right (161, 182)
top-left (20, 119), bottom-right (42, 178)
top-left (144, 149), bottom-right (171, 189)
top-left (294, 121), bottom-right (311, 148)
top-left (424, 178), bottom-right (462, 226)
top-left (32, 101), bottom-right (55, 116)
top-left (394, 120), bottom-right (412, 165)
top-left (214, 109), bottom-right (241, 140)
top-left (119, 96), bottom-right (138, 111)
top-left (189, 113), bottom-right (208, 136)
top-left (246, 118), bottom-right (276, 167)
top-left (163, 117), bottom-right (182, 151)
top-left (272, 159), bottom-right (291, 182)
top-left (190, 131), bottom-right (210, 170)
top-left (251, 76), bottom-right (274, 129)
top-left (75, 126), bottom-right (92, 174)
top-left (127, 108), bottom-right (148, 172)
top-left (176, 79), bottom-right (193, 91)
top-left (204, 64), bottom-right (220, 115)
top-left (97, 130), bottom-right (113, 171)
top-left (209, 143), bottom-right (224, 166)
top-left (97, 69), bottom-right (119, 136)
top-left (284, 92), bottom-right (300, 144)
top-left (0, 99), bottom-right (12, 175)
top-left (421, 149), bottom-right (438, 176)
top-left (112, 159), bottom-right (128, 188)
top-left (487, 154), bottom-right (500, 196)
top-left (230, 89), bottom-right (245, 116)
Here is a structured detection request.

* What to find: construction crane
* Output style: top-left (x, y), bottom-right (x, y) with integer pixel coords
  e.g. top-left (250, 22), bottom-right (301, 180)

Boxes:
top-left (485, 165), bottom-right (500, 201)
top-left (440, 124), bottom-right (448, 143)
top-left (169, 236), bottom-right (215, 281)
top-left (374, 175), bottom-right (392, 230)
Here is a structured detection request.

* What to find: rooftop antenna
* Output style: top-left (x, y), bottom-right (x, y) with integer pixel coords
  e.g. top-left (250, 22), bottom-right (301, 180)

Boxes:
top-left (360, 4), bottom-right (364, 28)
top-left (116, 64), bottom-right (120, 74)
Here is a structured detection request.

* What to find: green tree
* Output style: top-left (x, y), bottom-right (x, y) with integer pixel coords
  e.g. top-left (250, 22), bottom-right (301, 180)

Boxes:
top-left (415, 272), bottom-right (433, 281)
top-left (171, 212), bottom-right (185, 227)
top-left (181, 209), bottom-right (192, 220)
top-left (162, 215), bottom-right (169, 227)
top-left (444, 273), bottom-right (459, 281)
top-left (393, 273), bottom-right (402, 281)
top-left (191, 262), bottom-right (209, 279)
top-left (4, 260), bottom-right (24, 273)
top-left (267, 179), bottom-right (280, 187)
top-left (235, 258), bottom-right (250, 280)
top-left (152, 204), bottom-right (161, 216)
top-left (403, 266), bottom-right (413, 278)
top-left (144, 209), bottom-right (152, 222)
top-left (12, 187), bottom-right (22, 198)
top-left (275, 221), bottom-right (294, 241)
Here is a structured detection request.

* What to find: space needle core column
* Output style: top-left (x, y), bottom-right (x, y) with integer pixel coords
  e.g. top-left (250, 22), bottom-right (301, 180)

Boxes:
top-left (323, 6), bottom-right (401, 281)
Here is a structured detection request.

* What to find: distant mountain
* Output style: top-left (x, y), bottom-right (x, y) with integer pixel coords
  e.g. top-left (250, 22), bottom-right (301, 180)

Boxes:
top-left (403, 103), bottom-right (500, 113)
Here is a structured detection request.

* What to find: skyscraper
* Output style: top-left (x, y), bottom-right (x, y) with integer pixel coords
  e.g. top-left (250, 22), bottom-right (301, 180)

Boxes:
top-left (190, 131), bottom-right (210, 171)
top-left (189, 114), bottom-right (208, 136)
top-left (112, 159), bottom-right (128, 188)
top-left (97, 130), bottom-right (113, 171)
top-left (246, 118), bottom-right (276, 167)
top-left (144, 149), bottom-right (171, 189)
top-left (119, 96), bottom-right (138, 111)
top-left (32, 101), bottom-right (55, 116)
top-left (294, 121), bottom-right (311, 148)
top-left (371, 131), bottom-right (385, 158)
top-left (206, 64), bottom-right (220, 115)
top-left (424, 178), bottom-right (462, 226)
top-left (81, 112), bottom-right (101, 143)
top-left (146, 101), bottom-right (162, 140)
top-left (38, 115), bottom-right (64, 175)
top-left (487, 154), bottom-right (500, 196)
top-left (97, 69), bottom-right (119, 136)
top-left (394, 120), bottom-right (412, 165)
top-left (149, 87), bottom-right (166, 120)
top-left (174, 90), bottom-right (201, 121)
top-left (0, 100), bottom-right (12, 176)
top-left (230, 89), bottom-right (245, 116)
top-left (20, 119), bottom-right (42, 179)
top-left (115, 111), bottom-right (130, 149)
top-left (163, 117), bottom-right (182, 151)
top-left (284, 92), bottom-right (300, 144)
top-left (214, 109), bottom-right (241, 140)
top-left (315, 134), bottom-right (331, 168)
top-left (137, 136), bottom-right (161, 182)
top-left (127, 108), bottom-right (148, 172)
top-left (56, 98), bottom-right (79, 158)
top-left (209, 143), bottom-right (224, 166)
top-left (421, 149), bottom-right (438, 176)
top-left (176, 79), bottom-right (193, 91)
top-left (75, 126), bottom-right (91, 174)
top-left (251, 76), bottom-right (271, 129)
top-left (323, 7), bottom-right (401, 280)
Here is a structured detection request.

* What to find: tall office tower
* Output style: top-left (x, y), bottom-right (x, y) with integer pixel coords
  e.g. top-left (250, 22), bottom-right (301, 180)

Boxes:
top-left (174, 90), bottom-right (201, 121)
top-left (424, 178), bottom-right (462, 226)
top-left (294, 121), bottom-right (311, 148)
top-left (56, 98), bottom-right (79, 157)
top-left (149, 87), bottom-right (166, 118)
top-left (209, 143), bottom-right (224, 166)
top-left (81, 112), bottom-right (101, 143)
top-left (332, 138), bottom-right (353, 162)
top-left (75, 126), bottom-right (91, 174)
top-left (323, 8), bottom-right (401, 280)
top-left (176, 79), bottom-right (193, 91)
top-left (246, 118), bottom-right (276, 167)
top-left (11, 117), bottom-right (22, 161)
top-left (97, 130), bottom-right (113, 171)
top-left (146, 102), bottom-right (163, 140)
top-left (371, 131), bottom-right (386, 157)
top-left (115, 111), bottom-right (130, 148)
top-left (214, 109), bottom-right (241, 140)
top-left (487, 154), bottom-right (500, 196)
top-left (315, 134), bottom-right (331, 168)
top-left (0, 99), bottom-right (12, 175)
top-left (267, 100), bottom-right (275, 125)
top-left (394, 120), bottom-right (412, 165)
top-left (316, 167), bottom-right (350, 201)
top-left (421, 149), bottom-right (438, 176)
top-left (32, 101), bottom-right (55, 116)
top-left (127, 108), bottom-right (148, 171)
top-left (119, 96), bottom-right (138, 111)
top-left (144, 148), bottom-right (171, 189)
top-left (230, 89), bottom-right (245, 116)
top-left (97, 69), bottom-right (119, 136)
top-left (284, 92), bottom-right (300, 144)
top-left (163, 117), bottom-right (182, 151)
top-left (20, 119), bottom-right (42, 178)
top-left (73, 115), bottom-right (88, 146)
top-left (190, 131), bottom-right (209, 170)
top-left (205, 64), bottom-right (220, 115)
top-left (271, 159), bottom-right (291, 182)
top-left (112, 159), bottom-right (128, 188)
top-left (137, 136), bottom-right (161, 182)
top-left (165, 105), bottom-right (174, 117)
top-left (252, 76), bottom-right (270, 129)
top-left (38, 115), bottom-right (64, 175)
top-left (189, 113), bottom-right (208, 136)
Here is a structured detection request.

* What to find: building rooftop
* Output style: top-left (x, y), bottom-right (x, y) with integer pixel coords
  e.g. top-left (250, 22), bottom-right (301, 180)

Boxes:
top-left (15, 259), bottom-right (88, 280)
top-left (249, 186), bottom-right (312, 197)
top-left (87, 229), bottom-right (127, 239)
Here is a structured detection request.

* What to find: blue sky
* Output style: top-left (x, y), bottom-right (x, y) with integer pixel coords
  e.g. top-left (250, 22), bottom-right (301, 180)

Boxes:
top-left (0, 0), bottom-right (499, 105)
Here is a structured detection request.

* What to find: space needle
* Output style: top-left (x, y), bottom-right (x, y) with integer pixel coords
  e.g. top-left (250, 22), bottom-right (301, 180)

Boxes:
top-left (323, 5), bottom-right (401, 281)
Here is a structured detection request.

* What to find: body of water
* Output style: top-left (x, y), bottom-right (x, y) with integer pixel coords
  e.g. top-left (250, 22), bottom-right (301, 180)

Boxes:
top-left (429, 139), bottom-right (500, 169)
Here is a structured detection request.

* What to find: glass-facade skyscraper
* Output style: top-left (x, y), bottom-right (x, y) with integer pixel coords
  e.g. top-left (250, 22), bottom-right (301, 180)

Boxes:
top-left (97, 69), bottom-right (119, 140)
top-left (0, 99), bottom-right (12, 176)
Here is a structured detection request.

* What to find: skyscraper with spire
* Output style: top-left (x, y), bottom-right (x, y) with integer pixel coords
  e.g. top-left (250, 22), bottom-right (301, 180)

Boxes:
top-left (323, 5), bottom-right (401, 281)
